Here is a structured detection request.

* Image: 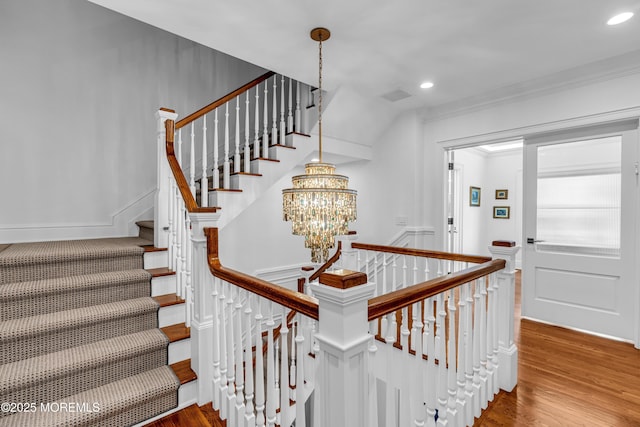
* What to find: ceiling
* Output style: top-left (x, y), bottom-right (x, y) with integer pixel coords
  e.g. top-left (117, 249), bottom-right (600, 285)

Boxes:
top-left (88, 0), bottom-right (640, 125)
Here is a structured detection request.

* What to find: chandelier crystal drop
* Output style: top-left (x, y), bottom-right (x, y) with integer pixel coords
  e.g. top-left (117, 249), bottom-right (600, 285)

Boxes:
top-left (282, 28), bottom-right (357, 263)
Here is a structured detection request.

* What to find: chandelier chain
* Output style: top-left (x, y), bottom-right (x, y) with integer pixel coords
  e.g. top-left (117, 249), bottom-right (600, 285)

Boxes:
top-left (318, 36), bottom-right (323, 163)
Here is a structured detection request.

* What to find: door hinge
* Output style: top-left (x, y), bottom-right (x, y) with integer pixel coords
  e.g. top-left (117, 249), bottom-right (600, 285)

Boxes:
top-left (448, 162), bottom-right (454, 170)
top-left (448, 217), bottom-right (454, 225)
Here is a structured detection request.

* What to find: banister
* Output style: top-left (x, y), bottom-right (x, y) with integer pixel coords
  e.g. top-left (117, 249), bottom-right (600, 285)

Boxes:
top-left (308, 241), bottom-right (342, 282)
top-left (367, 258), bottom-right (506, 321)
top-left (165, 119), bottom-right (218, 213)
top-left (352, 242), bottom-right (491, 264)
top-left (175, 71), bottom-right (276, 129)
top-left (205, 227), bottom-right (319, 320)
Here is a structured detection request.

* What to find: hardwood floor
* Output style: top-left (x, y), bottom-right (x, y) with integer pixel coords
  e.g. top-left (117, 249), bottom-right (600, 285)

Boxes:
top-left (146, 272), bottom-right (640, 426)
top-left (476, 271), bottom-right (640, 426)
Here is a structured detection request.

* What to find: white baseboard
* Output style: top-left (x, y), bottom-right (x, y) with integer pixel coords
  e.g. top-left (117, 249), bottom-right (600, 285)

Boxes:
top-left (0, 189), bottom-right (155, 243)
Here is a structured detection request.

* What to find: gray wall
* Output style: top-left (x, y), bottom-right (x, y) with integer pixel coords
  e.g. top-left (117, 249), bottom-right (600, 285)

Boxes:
top-left (0, 0), bottom-right (265, 242)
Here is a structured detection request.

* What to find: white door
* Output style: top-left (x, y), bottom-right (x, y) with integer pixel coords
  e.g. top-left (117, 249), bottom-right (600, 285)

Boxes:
top-left (522, 120), bottom-right (638, 342)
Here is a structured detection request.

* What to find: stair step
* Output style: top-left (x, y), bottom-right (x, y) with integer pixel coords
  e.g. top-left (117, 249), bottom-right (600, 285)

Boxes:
top-left (154, 293), bottom-right (184, 307)
top-left (148, 267), bottom-right (175, 277)
top-left (142, 245), bottom-right (168, 253)
top-left (1, 297), bottom-right (159, 364)
top-left (231, 171), bottom-right (262, 177)
top-left (0, 329), bottom-right (169, 412)
top-left (1, 269), bottom-right (151, 321)
top-left (145, 403), bottom-right (213, 427)
top-left (0, 365), bottom-right (179, 427)
top-left (136, 220), bottom-right (155, 242)
top-left (0, 237), bottom-right (150, 284)
top-left (170, 359), bottom-right (197, 385)
top-left (162, 322), bottom-right (190, 343)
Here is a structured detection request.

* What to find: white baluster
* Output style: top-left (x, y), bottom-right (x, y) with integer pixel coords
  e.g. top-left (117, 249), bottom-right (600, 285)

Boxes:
top-left (479, 278), bottom-right (489, 410)
top-left (234, 289), bottom-right (245, 423)
top-left (266, 302), bottom-right (277, 427)
top-left (226, 286), bottom-right (236, 426)
top-left (272, 77), bottom-right (278, 150)
top-left (401, 256), bottom-right (410, 350)
top-left (472, 279), bottom-right (482, 418)
top-left (436, 293), bottom-right (448, 426)
top-left (180, 206), bottom-right (187, 299)
top-left (254, 86), bottom-right (261, 160)
top-left (244, 92), bottom-right (251, 173)
top-left (189, 123), bottom-right (196, 197)
top-left (490, 273), bottom-right (500, 397)
top-left (456, 282), bottom-right (468, 422)
top-left (234, 96), bottom-right (241, 174)
top-left (211, 277), bottom-right (221, 411)
top-left (213, 109), bottom-right (219, 189)
top-left (295, 314), bottom-right (306, 427)
top-left (255, 297), bottom-right (266, 427)
top-left (486, 275), bottom-right (496, 402)
top-left (464, 282), bottom-right (474, 426)
top-left (412, 301), bottom-right (425, 427)
top-left (218, 282), bottom-right (228, 419)
top-left (167, 175), bottom-right (174, 271)
top-left (244, 295), bottom-right (256, 426)
top-left (447, 290), bottom-right (458, 424)
top-left (279, 75), bottom-right (285, 146)
top-left (279, 308), bottom-right (290, 425)
top-left (424, 297), bottom-right (437, 427)
top-left (223, 103), bottom-right (230, 189)
top-left (287, 78), bottom-right (293, 136)
top-left (201, 115), bottom-right (208, 207)
top-left (290, 319), bottom-right (297, 402)
top-left (385, 307), bottom-right (398, 427)
top-left (295, 81), bottom-right (301, 132)
top-left (185, 217), bottom-right (192, 327)
top-left (262, 81), bottom-right (269, 159)
top-left (173, 195), bottom-right (181, 296)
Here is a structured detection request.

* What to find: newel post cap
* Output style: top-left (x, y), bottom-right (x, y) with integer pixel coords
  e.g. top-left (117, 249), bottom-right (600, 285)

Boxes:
top-left (319, 269), bottom-right (368, 289)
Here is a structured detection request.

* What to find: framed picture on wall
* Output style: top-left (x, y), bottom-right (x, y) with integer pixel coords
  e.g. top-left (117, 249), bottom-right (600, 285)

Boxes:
top-left (470, 187), bottom-right (481, 206)
top-left (495, 189), bottom-right (508, 199)
top-left (493, 206), bottom-right (510, 219)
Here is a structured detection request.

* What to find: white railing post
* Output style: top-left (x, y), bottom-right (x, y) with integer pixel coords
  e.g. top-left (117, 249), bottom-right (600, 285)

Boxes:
top-left (189, 213), bottom-right (221, 405)
top-left (487, 243), bottom-right (520, 392)
top-left (155, 109), bottom-right (178, 248)
top-left (337, 232), bottom-right (358, 271)
top-left (311, 270), bottom-right (375, 427)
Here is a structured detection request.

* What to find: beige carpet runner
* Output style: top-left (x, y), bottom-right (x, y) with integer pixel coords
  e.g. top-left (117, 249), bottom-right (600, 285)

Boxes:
top-left (0, 237), bottom-right (179, 426)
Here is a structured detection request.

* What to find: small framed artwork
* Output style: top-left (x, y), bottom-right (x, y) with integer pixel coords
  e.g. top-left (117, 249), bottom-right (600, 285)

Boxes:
top-left (469, 187), bottom-right (481, 207)
top-left (495, 189), bottom-right (508, 200)
top-left (493, 206), bottom-right (510, 219)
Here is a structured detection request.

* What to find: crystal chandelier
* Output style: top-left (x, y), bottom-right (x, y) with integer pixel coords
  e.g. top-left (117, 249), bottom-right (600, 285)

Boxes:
top-left (282, 27), bottom-right (357, 263)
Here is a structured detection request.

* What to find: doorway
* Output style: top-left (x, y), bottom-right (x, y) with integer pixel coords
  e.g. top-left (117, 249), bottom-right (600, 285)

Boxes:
top-left (522, 120), bottom-right (639, 341)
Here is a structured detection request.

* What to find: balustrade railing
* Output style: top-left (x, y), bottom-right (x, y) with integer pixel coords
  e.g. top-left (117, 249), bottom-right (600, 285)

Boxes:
top-left (205, 228), bottom-right (319, 427)
top-left (156, 72), bottom-right (518, 426)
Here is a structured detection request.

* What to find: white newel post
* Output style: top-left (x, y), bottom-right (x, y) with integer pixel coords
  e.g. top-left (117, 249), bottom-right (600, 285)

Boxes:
top-left (337, 232), bottom-right (358, 271)
top-left (311, 270), bottom-right (375, 427)
top-left (155, 108), bottom-right (178, 248)
top-left (189, 212), bottom-right (221, 405)
top-left (487, 244), bottom-right (520, 392)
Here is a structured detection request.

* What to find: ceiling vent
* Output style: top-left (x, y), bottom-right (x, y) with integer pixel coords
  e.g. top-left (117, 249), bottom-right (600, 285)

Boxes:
top-left (380, 89), bottom-right (412, 102)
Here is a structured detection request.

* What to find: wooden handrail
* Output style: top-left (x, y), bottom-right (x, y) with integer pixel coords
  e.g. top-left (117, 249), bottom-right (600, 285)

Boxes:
top-left (175, 71), bottom-right (275, 129)
top-left (308, 241), bottom-right (342, 282)
top-left (205, 227), bottom-right (319, 320)
top-left (165, 120), bottom-right (218, 213)
top-left (367, 258), bottom-right (506, 321)
top-left (352, 242), bottom-right (491, 264)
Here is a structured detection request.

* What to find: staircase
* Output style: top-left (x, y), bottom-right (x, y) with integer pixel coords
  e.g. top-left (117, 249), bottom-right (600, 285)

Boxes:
top-left (0, 228), bottom-right (196, 427)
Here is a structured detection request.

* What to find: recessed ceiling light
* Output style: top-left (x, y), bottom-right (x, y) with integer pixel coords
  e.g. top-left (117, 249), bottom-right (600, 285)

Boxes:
top-left (420, 81), bottom-right (434, 89)
top-left (607, 12), bottom-right (634, 25)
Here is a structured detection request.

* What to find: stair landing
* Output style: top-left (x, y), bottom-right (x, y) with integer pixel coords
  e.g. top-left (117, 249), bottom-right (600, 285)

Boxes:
top-left (144, 403), bottom-right (224, 427)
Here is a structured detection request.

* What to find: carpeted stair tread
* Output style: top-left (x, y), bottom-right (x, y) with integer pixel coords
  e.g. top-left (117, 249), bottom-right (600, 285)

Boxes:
top-left (0, 269), bottom-right (152, 321)
top-left (0, 365), bottom-right (179, 427)
top-left (0, 329), bottom-right (169, 408)
top-left (0, 297), bottom-right (159, 363)
top-left (0, 237), bottom-right (152, 284)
